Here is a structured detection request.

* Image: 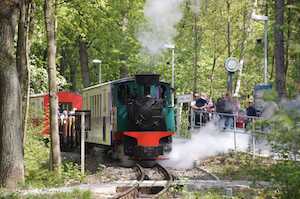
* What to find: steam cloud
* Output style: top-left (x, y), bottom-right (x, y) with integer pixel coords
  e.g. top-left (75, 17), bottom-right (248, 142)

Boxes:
top-left (137, 0), bottom-right (185, 55)
top-left (161, 122), bottom-right (250, 169)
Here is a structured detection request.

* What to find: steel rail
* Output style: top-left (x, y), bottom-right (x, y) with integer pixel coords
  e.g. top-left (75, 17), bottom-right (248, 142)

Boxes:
top-left (151, 163), bottom-right (174, 199)
top-left (111, 164), bottom-right (145, 199)
top-left (196, 167), bottom-right (220, 181)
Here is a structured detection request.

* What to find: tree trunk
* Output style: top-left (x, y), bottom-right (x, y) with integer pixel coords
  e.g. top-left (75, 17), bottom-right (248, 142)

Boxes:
top-left (209, 55), bottom-right (217, 97)
top-left (234, 7), bottom-right (248, 97)
top-left (16, 0), bottom-right (34, 144)
top-left (226, 0), bottom-right (232, 95)
top-left (70, 59), bottom-right (77, 91)
top-left (285, 0), bottom-right (292, 74)
top-left (226, 0), bottom-right (231, 57)
top-left (79, 38), bottom-right (90, 88)
top-left (0, 1), bottom-right (25, 188)
top-left (119, 10), bottom-right (129, 78)
top-left (192, 14), bottom-right (199, 93)
top-left (274, 0), bottom-right (287, 98)
top-left (60, 47), bottom-right (68, 77)
top-left (44, 0), bottom-right (61, 172)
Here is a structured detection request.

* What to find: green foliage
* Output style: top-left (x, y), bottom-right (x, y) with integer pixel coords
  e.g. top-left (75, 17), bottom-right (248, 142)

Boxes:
top-left (27, 0), bottom-right (300, 97)
top-left (253, 107), bottom-right (300, 198)
top-left (178, 108), bottom-right (191, 138)
top-left (268, 161), bottom-right (300, 199)
top-left (267, 109), bottom-right (300, 159)
top-left (263, 89), bottom-right (278, 102)
top-left (204, 152), bottom-right (271, 181)
top-left (25, 124), bottom-right (83, 188)
top-left (30, 56), bottom-right (69, 94)
top-left (0, 189), bottom-right (91, 199)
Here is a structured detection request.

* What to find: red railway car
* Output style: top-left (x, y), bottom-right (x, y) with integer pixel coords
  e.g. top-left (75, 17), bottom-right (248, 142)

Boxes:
top-left (30, 91), bottom-right (82, 135)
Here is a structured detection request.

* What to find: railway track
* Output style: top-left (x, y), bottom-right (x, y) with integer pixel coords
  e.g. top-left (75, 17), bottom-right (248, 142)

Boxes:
top-left (112, 163), bottom-right (173, 199)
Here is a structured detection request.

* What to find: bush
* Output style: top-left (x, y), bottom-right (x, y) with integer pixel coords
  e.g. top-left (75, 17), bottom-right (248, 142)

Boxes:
top-left (268, 161), bottom-right (300, 199)
top-left (25, 124), bottom-right (83, 188)
top-left (0, 189), bottom-right (91, 199)
top-left (259, 106), bottom-right (300, 198)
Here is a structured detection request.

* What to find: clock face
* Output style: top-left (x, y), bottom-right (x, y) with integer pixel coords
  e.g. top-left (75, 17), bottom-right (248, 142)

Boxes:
top-left (225, 58), bottom-right (239, 72)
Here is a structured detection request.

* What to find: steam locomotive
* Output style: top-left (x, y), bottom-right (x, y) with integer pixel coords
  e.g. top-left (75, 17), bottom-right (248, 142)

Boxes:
top-left (82, 74), bottom-right (175, 166)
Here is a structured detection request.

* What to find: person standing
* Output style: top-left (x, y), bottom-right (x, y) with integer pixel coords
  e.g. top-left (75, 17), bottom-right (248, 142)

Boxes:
top-left (216, 92), bottom-right (234, 130)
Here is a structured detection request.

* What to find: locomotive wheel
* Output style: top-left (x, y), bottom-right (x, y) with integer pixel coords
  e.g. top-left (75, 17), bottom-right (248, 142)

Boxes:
top-left (139, 160), bottom-right (156, 168)
top-left (85, 142), bottom-right (95, 155)
top-left (116, 144), bottom-right (135, 167)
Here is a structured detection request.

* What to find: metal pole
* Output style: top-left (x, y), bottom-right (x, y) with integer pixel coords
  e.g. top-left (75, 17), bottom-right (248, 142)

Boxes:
top-left (81, 112), bottom-right (85, 175)
top-left (171, 48), bottom-right (175, 89)
top-left (171, 48), bottom-right (175, 106)
top-left (227, 72), bottom-right (233, 95)
top-left (234, 114), bottom-right (237, 151)
top-left (176, 103), bottom-right (182, 136)
top-left (99, 62), bottom-right (102, 84)
top-left (264, 20), bottom-right (268, 83)
top-left (191, 109), bottom-right (195, 131)
top-left (252, 118), bottom-right (256, 159)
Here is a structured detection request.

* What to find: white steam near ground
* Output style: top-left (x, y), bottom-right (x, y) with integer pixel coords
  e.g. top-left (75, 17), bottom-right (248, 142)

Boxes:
top-left (160, 122), bottom-right (250, 169)
top-left (161, 95), bottom-right (300, 169)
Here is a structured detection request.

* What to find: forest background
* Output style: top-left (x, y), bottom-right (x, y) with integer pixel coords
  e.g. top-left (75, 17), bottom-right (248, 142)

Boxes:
top-left (30, 0), bottom-right (300, 99)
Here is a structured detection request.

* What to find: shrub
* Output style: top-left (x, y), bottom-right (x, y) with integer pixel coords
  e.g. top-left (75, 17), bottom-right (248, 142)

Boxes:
top-left (260, 106), bottom-right (300, 198)
top-left (25, 124), bottom-right (83, 188)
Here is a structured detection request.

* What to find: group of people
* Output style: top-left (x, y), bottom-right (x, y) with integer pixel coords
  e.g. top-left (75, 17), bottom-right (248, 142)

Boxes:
top-left (190, 92), bottom-right (258, 129)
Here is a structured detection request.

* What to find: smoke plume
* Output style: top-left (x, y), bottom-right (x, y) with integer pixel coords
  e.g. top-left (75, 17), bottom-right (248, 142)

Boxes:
top-left (161, 122), bottom-right (249, 169)
top-left (137, 0), bottom-right (185, 55)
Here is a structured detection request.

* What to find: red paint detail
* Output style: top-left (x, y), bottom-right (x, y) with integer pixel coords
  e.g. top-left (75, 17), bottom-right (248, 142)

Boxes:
top-left (236, 115), bottom-right (246, 128)
top-left (113, 132), bottom-right (123, 141)
top-left (133, 156), bottom-right (168, 161)
top-left (123, 131), bottom-right (174, 147)
top-left (41, 91), bottom-right (82, 135)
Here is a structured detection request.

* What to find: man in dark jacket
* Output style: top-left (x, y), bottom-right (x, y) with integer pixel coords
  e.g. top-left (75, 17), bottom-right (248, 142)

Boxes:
top-left (191, 93), bottom-right (208, 126)
top-left (216, 92), bottom-right (234, 129)
top-left (246, 101), bottom-right (257, 128)
top-left (246, 101), bottom-right (257, 117)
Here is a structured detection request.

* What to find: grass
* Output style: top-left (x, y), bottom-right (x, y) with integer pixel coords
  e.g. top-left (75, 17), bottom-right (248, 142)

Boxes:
top-left (178, 188), bottom-right (276, 199)
top-left (0, 189), bottom-right (91, 199)
top-left (24, 123), bottom-right (83, 188)
top-left (199, 152), bottom-right (274, 181)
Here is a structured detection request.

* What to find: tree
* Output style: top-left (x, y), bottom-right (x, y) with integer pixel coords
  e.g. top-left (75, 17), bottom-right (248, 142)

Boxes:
top-left (44, 0), bottom-right (61, 172)
top-left (274, 0), bottom-right (287, 98)
top-left (16, 0), bottom-right (35, 144)
top-left (78, 36), bottom-right (90, 88)
top-left (0, 0), bottom-right (25, 188)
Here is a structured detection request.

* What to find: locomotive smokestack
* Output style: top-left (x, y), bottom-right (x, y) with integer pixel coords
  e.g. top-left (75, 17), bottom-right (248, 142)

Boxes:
top-left (135, 74), bottom-right (160, 86)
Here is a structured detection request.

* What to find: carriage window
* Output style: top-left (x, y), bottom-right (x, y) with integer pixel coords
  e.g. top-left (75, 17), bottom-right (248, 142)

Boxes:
top-left (103, 91), bottom-right (107, 114)
top-left (95, 95), bottom-right (98, 117)
top-left (59, 103), bottom-right (72, 112)
top-left (90, 96), bottom-right (94, 116)
top-left (118, 85), bottom-right (130, 104)
top-left (100, 94), bottom-right (102, 117)
top-left (144, 85), bottom-right (151, 96)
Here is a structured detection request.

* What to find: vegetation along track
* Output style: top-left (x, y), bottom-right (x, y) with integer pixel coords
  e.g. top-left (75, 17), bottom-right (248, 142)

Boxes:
top-left (112, 163), bottom-right (173, 199)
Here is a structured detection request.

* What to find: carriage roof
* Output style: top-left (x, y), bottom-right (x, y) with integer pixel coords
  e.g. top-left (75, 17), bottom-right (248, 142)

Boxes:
top-left (81, 76), bottom-right (171, 92)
